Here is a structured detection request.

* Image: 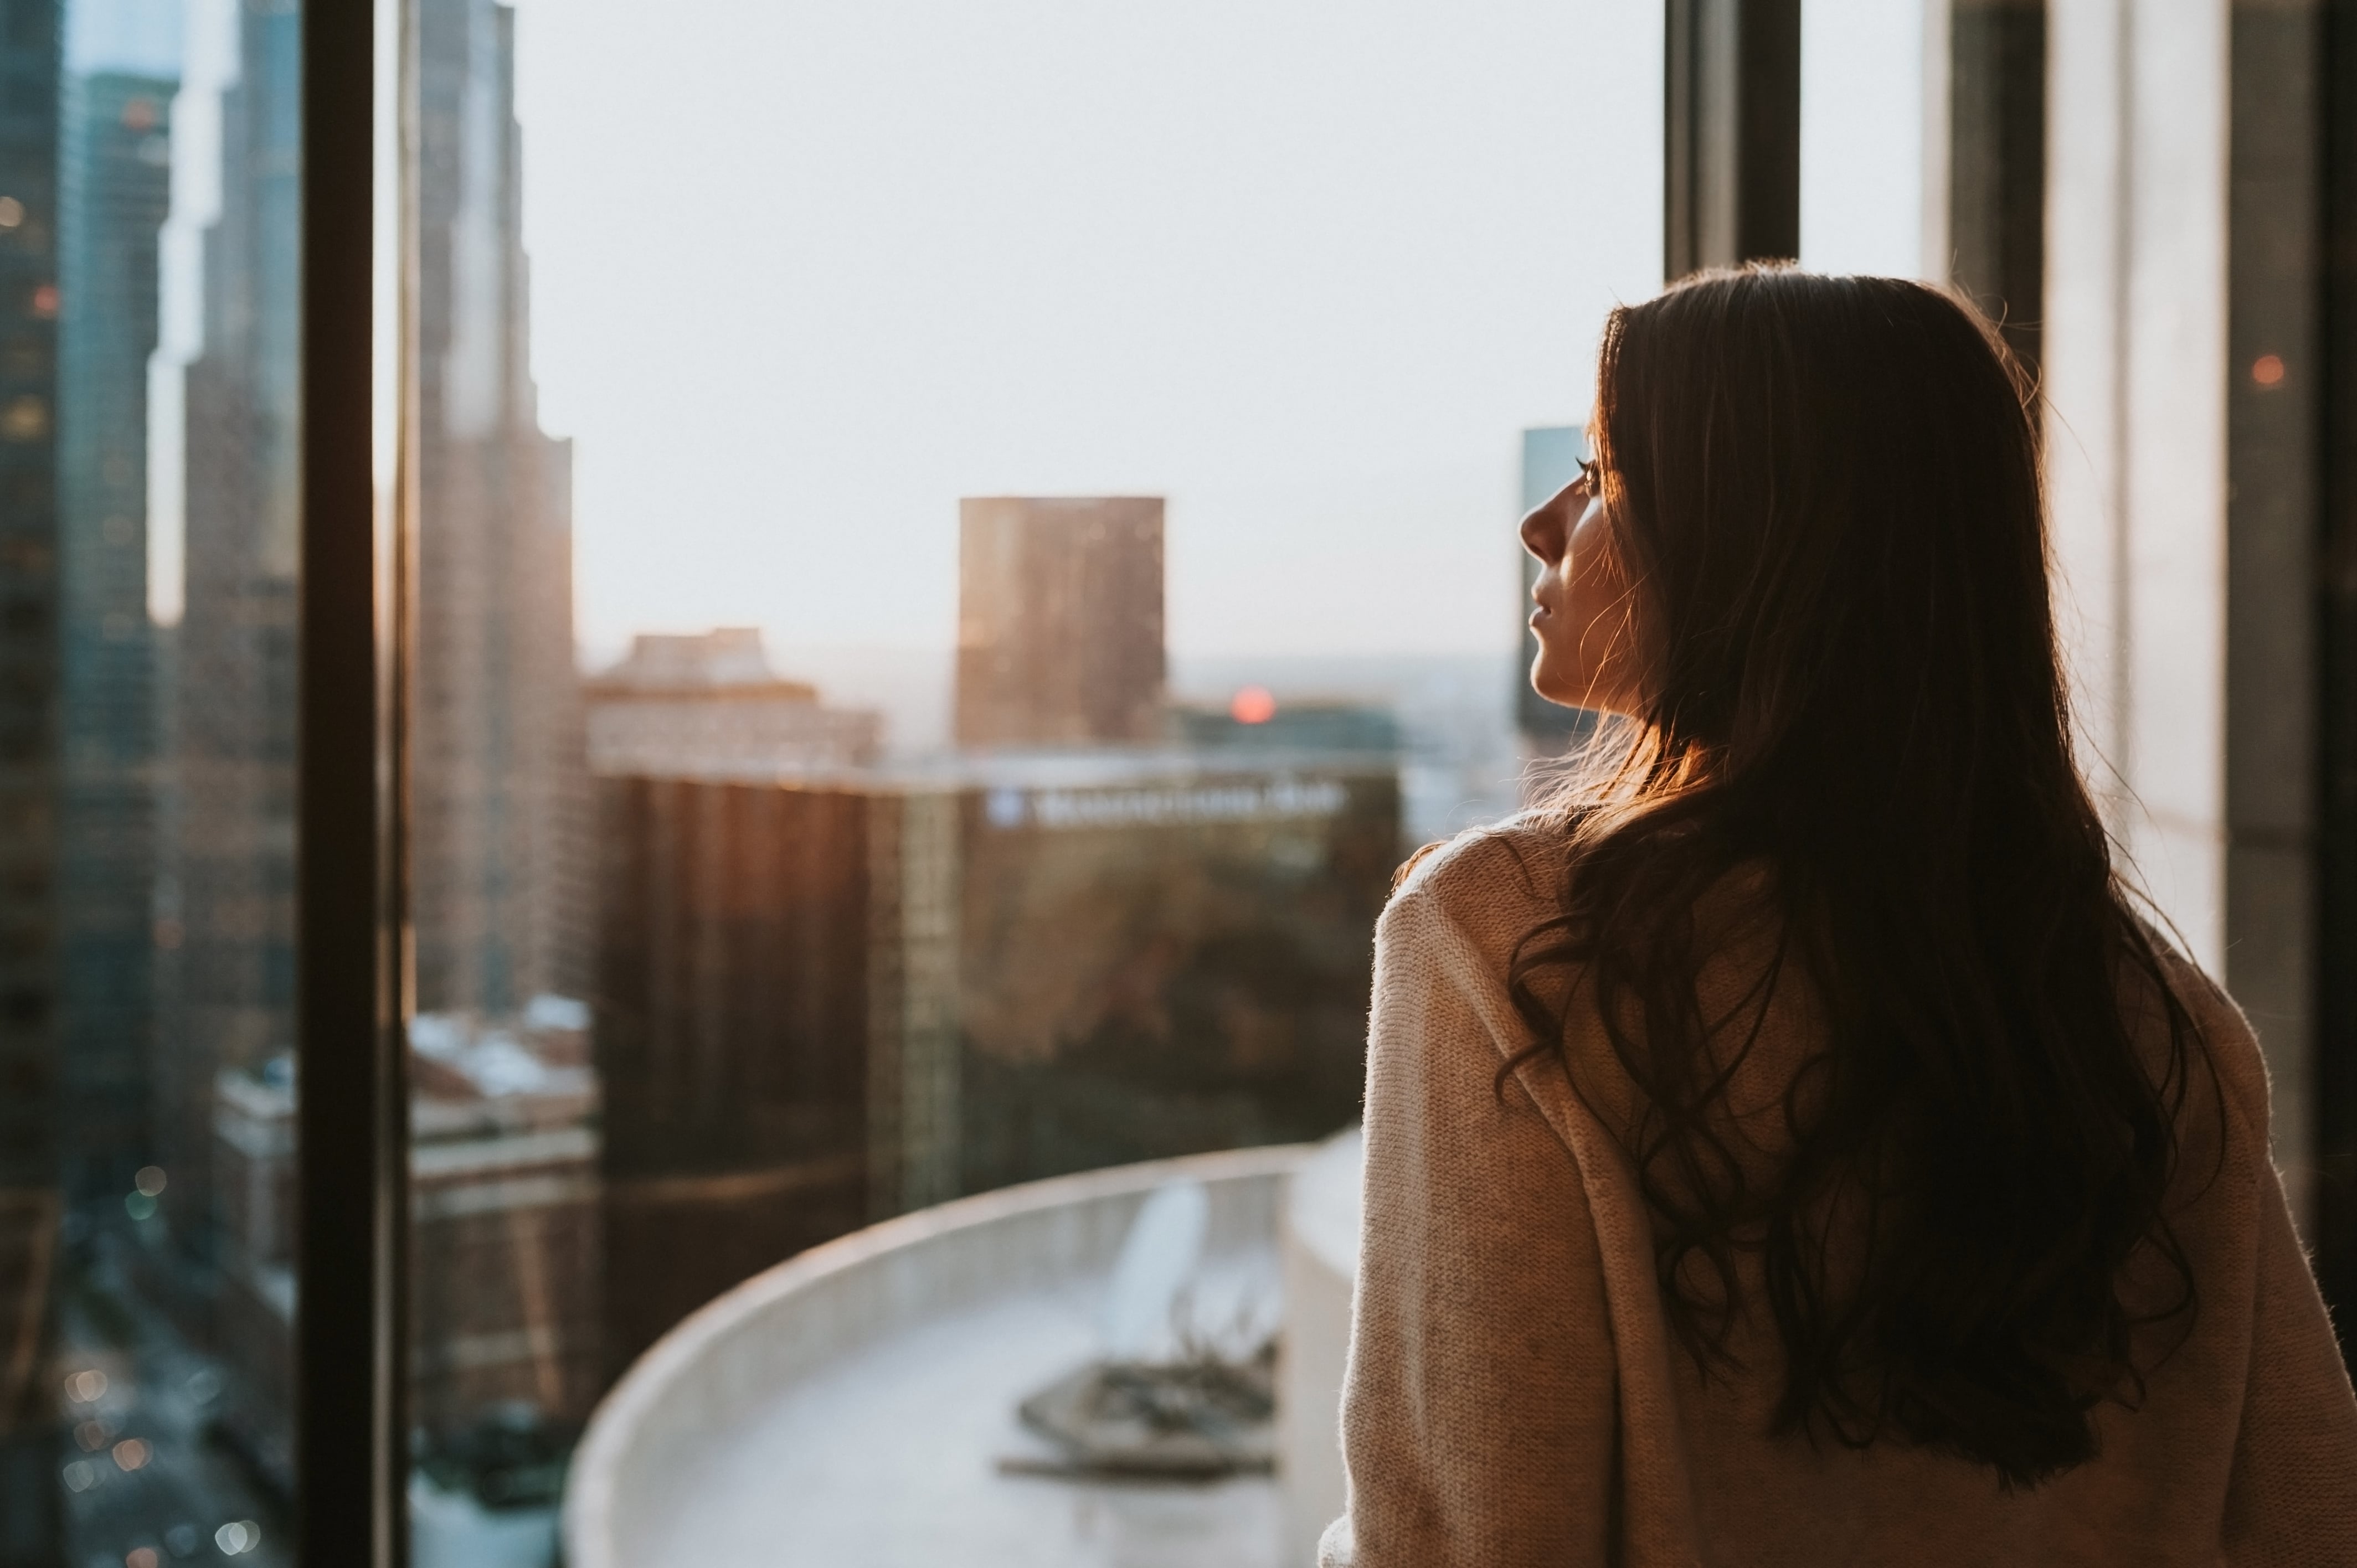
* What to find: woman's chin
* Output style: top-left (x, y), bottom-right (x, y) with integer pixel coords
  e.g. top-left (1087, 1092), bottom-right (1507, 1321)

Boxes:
top-left (1529, 661), bottom-right (1584, 710)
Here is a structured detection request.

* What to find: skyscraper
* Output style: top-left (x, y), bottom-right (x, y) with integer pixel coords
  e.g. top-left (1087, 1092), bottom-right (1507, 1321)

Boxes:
top-left (954, 496), bottom-right (1166, 748)
top-left (0, 2), bottom-right (61, 1551)
top-left (169, 0), bottom-right (299, 1282)
top-left (56, 30), bottom-right (176, 1205)
top-left (411, 0), bottom-right (585, 1016)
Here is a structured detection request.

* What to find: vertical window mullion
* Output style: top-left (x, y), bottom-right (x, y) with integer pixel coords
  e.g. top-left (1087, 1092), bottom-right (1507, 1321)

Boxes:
top-left (296, 0), bottom-right (403, 1560)
top-left (1664, 0), bottom-right (1802, 280)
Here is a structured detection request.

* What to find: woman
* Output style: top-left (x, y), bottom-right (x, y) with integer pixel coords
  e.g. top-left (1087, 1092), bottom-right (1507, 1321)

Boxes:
top-left (1322, 269), bottom-right (2357, 1566)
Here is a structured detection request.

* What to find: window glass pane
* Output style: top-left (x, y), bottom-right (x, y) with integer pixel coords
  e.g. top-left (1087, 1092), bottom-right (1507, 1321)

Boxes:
top-left (402, 2), bottom-right (1657, 1562)
top-left (1799, 0), bottom-right (1926, 276)
top-left (8, 0), bottom-right (299, 1562)
top-left (403, 0), bottom-right (593, 1552)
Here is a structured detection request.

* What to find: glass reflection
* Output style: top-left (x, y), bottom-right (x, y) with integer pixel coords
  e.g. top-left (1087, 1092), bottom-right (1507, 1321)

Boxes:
top-left (14, 0), bottom-right (302, 1561)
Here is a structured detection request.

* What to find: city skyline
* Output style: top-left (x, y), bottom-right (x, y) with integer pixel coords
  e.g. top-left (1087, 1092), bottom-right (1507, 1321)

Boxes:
top-left (503, 0), bottom-right (1924, 667)
top-left (111, 0), bottom-right (1929, 675)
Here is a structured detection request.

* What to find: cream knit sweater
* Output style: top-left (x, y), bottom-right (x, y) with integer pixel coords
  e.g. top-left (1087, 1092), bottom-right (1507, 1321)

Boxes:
top-left (1321, 822), bottom-right (2357, 1567)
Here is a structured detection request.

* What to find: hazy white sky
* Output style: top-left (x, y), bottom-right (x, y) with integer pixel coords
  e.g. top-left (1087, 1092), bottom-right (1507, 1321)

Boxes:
top-left (505, 0), bottom-right (1923, 665)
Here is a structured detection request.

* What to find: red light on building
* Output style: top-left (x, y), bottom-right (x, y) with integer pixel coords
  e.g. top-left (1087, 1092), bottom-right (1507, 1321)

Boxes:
top-left (2252, 353), bottom-right (2286, 388)
top-left (1229, 686), bottom-right (1277, 725)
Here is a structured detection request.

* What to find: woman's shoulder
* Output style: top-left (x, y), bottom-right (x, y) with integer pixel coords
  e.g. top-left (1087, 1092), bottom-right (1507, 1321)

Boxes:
top-left (2126, 915), bottom-right (2274, 1147)
top-left (1385, 813), bottom-right (1569, 961)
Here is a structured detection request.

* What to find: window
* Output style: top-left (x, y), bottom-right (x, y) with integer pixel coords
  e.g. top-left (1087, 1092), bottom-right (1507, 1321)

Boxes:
top-left (8, 0), bottom-right (305, 1561)
top-left (10, 1), bottom-right (2351, 1563)
top-left (402, 0), bottom-right (1661, 1559)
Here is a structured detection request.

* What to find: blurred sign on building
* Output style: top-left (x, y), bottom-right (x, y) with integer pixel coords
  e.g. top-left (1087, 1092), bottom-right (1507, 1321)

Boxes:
top-left (209, 1003), bottom-right (603, 1490)
top-left (593, 756), bottom-right (1395, 1364)
top-left (955, 497), bottom-right (1166, 747)
top-left (585, 628), bottom-right (883, 778)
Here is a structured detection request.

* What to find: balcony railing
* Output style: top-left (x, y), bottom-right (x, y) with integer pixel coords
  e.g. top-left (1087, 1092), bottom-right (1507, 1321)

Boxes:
top-left (564, 1139), bottom-right (1362, 1567)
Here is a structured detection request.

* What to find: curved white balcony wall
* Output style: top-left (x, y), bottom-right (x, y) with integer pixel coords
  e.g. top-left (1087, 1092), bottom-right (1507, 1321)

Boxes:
top-left (565, 1144), bottom-right (1317, 1568)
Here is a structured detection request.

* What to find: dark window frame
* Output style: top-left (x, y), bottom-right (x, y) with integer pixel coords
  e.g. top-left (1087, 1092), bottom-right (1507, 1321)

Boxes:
top-left (295, 0), bottom-right (406, 1558)
top-left (1664, 0), bottom-right (1800, 279)
top-left (2317, 0), bottom-right (2357, 1338)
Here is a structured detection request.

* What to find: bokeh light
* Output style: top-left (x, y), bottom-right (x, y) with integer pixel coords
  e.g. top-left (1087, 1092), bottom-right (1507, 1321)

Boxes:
top-left (1229, 686), bottom-right (1277, 725)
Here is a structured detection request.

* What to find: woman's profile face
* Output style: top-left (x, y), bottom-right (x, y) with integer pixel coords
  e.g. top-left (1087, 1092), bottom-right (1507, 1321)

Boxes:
top-left (1520, 442), bottom-right (1646, 716)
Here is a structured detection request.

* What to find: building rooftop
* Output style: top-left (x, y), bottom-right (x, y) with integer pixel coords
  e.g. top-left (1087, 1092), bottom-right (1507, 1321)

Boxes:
top-left (565, 1146), bottom-right (1327, 1568)
top-left (407, 1005), bottom-right (597, 1141)
top-left (588, 627), bottom-right (818, 700)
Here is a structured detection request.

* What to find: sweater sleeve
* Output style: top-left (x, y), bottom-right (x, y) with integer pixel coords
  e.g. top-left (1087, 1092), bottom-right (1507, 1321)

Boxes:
top-left (2165, 951), bottom-right (2357, 1562)
top-left (1324, 884), bottom-right (1620, 1568)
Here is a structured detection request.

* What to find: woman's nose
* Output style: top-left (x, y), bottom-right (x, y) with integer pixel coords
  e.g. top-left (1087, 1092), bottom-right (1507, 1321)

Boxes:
top-left (1519, 482), bottom-right (1576, 566)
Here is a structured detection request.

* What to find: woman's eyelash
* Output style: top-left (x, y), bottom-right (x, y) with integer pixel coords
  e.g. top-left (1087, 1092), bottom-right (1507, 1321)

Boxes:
top-left (1578, 457), bottom-right (1601, 490)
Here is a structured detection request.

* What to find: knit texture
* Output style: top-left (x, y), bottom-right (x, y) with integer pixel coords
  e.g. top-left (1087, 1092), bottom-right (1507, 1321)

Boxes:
top-left (1323, 821), bottom-right (2357, 1567)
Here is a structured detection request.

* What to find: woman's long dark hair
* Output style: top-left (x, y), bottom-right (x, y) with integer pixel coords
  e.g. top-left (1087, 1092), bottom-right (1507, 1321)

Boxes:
top-left (1510, 267), bottom-right (2207, 1489)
